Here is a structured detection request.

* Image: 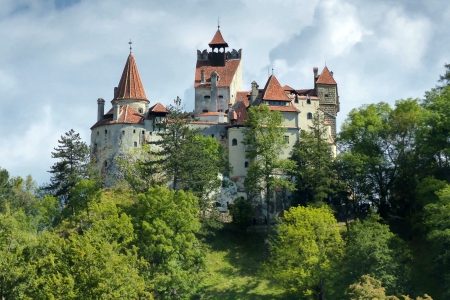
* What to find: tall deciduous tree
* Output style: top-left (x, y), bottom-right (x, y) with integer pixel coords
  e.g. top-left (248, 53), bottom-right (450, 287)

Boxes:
top-left (290, 111), bottom-right (336, 205)
top-left (44, 129), bottom-right (90, 207)
top-left (242, 104), bottom-right (295, 232)
top-left (264, 205), bottom-right (344, 299)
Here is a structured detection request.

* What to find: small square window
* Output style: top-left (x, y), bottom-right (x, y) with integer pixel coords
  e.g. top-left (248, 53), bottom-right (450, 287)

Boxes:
top-left (245, 161), bottom-right (249, 168)
top-left (97, 131), bottom-right (99, 136)
top-left (134, 142), bottom-right (137, 147)
top-left (105, 130), bottom-right (107, 134)
top-left (142, 130), bottom-right (145, 134)
top-left (284, 135), bottom-right (289, 144)
top-left (133, 129), bottom-right (136, 133)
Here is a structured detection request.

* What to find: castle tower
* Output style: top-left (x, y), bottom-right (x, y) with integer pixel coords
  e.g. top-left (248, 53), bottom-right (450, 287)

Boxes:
top-left (315, 66), bottom-right (339, 136)
top-left (194, 27), bottom-right (243, 116)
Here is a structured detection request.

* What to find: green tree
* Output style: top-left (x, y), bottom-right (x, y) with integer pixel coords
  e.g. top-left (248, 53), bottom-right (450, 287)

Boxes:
top-left (44, 129), bottom-right (90, 208)
top-left (340, 214), bottom-right (411, 295)
top-left (264, 205), bottom-right (344, 299)
top-left (228, 196), bottom-right (253, 231)
top-left (291, 111), bottom-right (336, 205)
top-left (242, 104), bottom-right (295, 233)
top-left (131, 186), bottom-right (203, 299)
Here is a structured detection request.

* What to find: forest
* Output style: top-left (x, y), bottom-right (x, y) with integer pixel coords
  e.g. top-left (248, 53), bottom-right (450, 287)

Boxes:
top-left (1, 65), bottom-right (450, 299)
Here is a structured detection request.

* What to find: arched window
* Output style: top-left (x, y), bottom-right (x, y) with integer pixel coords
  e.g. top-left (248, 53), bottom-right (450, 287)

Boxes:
top-left (245, 161), bottom-right (249, 168)
top-left (232, 138), bottom-right (237, 146)
top-left (138, 108), bottom-right (143, 113)
top-left (307, 112), bottom-right (313, 120)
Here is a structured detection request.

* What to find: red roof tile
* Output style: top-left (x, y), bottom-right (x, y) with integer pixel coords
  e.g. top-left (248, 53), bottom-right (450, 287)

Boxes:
top-left (209, 29), bottom-right (228, 47)
top-left (283, 85), bottom-right (295, 91)
top-left (228, 100), bottom-right (247, 126)
top-left (91, 105), bottom-right (144, 129)
top-left (148, 102), bottom-right (168, 113)
top-left (115, 53), bottom-right (148, 101)
top-left (262, 75), bottom-right (291, 101)
top-left (267, 103), bottom-right (300, 113)
top-left (198, 112), bottom-right (222, 116)
top-left (235, 91), bottom-right (250, 106)
top-left (316, 66), bottom-right (336, 85)
top-left (195, 59), bottom-right (241, 88)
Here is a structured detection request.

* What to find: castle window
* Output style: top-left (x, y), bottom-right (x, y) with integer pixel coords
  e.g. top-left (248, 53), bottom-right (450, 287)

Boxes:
top-left (211, 134), bottom-right (214, 138)
top-left (204, 96), bottom-right (210, 99)
top-left (307, 112), bottom-right (313, 119)
top-left (325, 94), bottom-right (329, 97)
top-left (133, 129), bottom-right (136, 133)
top-left (218, 95), bottom-right (223, 99)
top-left (97, 131), bottom-right (99, 136)
top-left (245, 161), bottom-right (249, 168)
top-left (294, 95), bottom-right (298, 103)
top-left (122, 130), bottom-right (125, 134)
top-left (134, 142), bottom-right (137, 147)
top-left (105, 130), bottom-right (107, 134)
top-left (203, 109), bottom-right (208, 113)
top-left (142, 130), bottom-right (145, 134)
top-left (232, 138), bottom-right (237, 146)
top-left (307, 98), bottom-right (311, 104)
top-left (138, 108), bottom-right (143, 113)
top-left (284, 135), bottom-right (289, 144)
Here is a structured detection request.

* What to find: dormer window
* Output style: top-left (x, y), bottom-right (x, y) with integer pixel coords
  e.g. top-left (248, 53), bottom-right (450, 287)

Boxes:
top-left (138, 108), bottom-right (143, 113)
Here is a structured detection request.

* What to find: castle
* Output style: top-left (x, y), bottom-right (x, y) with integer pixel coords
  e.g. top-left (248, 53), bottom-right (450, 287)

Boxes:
top-left (90, 27), bottom-right (339, 197)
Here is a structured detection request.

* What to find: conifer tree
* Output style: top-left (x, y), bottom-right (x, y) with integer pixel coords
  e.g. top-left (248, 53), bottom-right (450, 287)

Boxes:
top-left (44, 129), bottom-right (90, 206)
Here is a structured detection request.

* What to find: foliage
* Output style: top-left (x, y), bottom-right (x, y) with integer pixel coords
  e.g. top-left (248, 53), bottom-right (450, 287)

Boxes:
top-left (291, 111), bottom-right (336, 205)
top-left (348, 275), bottom-right (432, 300)
top-left (131, 186), bottom-right (203, 299)
top-left (242, 104), bottom-right (295, 231)
top-left (340, 213), bottom-right (412, 296)
top-left (264, 205), bottom-right (344, 299)
top-left (229, 196), bottom-right (253, 231)
top-left (43, 129), bottom-right (90, 206)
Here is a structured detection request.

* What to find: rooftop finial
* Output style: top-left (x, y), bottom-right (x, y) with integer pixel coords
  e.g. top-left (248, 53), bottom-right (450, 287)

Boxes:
top-left (272, 65), bottom-right (274, 76)
top-left (218, 17), bottom-right (220, 29)
top-left (129, 39), bottom-right (132, 54)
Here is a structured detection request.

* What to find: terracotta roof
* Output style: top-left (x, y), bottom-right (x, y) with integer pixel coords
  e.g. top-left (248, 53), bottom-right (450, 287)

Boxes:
top-left (91, 105), bottom-right (144, 129)
top-left (235, 91), bottom-right (250, 106)
top-left (267, 103), bottom-right (300, 113)
top-left (227, 100), bottom-right (247, 126)
top-left (115, 53), bottom-right (148, 101)
top-left (198, 112), bottom-right (222, 116)
top-left (316, 66), bottom-right (336, 85)
top-left (209, 29), bottom-right (229, 47)
top-left (262, 75), bottom-right (291, 101)
top-left (283, 85), bottom-right (295, 91)
top-left (230, 110), bottom-right (237, 120)
top-left (195, 59), bottom-right (241, 88)
top-left (148, 102), bottom-right (168, 113)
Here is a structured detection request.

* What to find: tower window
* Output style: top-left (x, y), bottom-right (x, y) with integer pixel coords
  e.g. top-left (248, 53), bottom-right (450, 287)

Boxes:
top-left (245, 162), bottom-right (249, 168)
top-left (97, 131), bottom-right (99, 136)
top-left (105, 130), bottom-right (107, 134)
top-left (138, 108), bottom-right (143, 113)
top-left (325, 94), bottom-right (329, 97)
top-left (204, 96), bottom-right (210, 99)
top-left (307, 98), bottom-right (311, 105)
top-left (122, 130), bottom-right (125, 134)
top-left (142, 130), bottom-right (145, 134)
top-left (134, 142), bottom-right (137, 147)
top-left (232, 138), bottom-right (237, 146)
top-left (133, 129), bottom-right (136, 133)
top-left (203, 109), bottom-right (209, 113)
top-left (211, 134), bottom-right (214, 138)
top-left (307, 112), bottom-right (313, 120)
top-left (294, 95), bottom-right (298, 103)
top-left (284, 135), bottom-right (289, 144)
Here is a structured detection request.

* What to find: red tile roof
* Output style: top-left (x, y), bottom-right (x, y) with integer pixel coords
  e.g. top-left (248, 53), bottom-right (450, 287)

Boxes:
top-left (267, 103), bottom-right (300, 113)
top-left (235, 91), bottom-right (250, 106)
top-left (91, 105), bottom-right (144, 129)
top-left (115, 53), bottom-right (148, 101)
top-left (195, 59), bottom-right (241, 88)
top-left (316, 66), bottom-right (336, 85)
top-left (262, 75), bottom-right (291, 101)
top-left (209, 29), bottom-right (229, 47)
top-left (148, 102), bottom-right (168, 113)
top-left (227, 100), bottom-right (247, 126)
top-left (283, 85), bottom-right (295, 91)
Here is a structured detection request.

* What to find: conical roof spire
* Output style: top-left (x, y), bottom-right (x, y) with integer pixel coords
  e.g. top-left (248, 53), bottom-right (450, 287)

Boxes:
top-left (262, 75), bottom-right (291, 101)
top-left (208, 28), bottom-right (228, 48)
top-left (316, 66), bottom-right (337, 85)
top-left (115, 53), bottom-right (148, 101)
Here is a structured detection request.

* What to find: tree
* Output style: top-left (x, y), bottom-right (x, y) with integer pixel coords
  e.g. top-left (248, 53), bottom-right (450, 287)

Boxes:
top-left (264, 205), bottom-right (344, 299)
top-left (340, 213), bottom-right (411, 295)
top-left (242, 104), bottom-right (295, 233)
top-left (145, 97), bottom-right (225, 205)
top-left (228, 196), bottom-right (253, 231)
top-left (290, 111), bottom-right (336, 205)
top-left (44, 129), bottom-right (90, 208)
top-left (131, 186), bottom-right (203, 298)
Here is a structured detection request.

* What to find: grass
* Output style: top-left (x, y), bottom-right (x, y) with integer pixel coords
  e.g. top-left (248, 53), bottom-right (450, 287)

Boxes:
top-left (197, 226), bottom-right (285, 300)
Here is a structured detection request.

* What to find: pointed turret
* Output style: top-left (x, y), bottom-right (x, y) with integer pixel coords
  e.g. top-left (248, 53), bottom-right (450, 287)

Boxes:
top-left (316, 66), bottom-right (337, 85)
top-left (262, 75), bottom-right (291, 101)
top-left (115, 53), bottom-right (148, 101)
top-left (208, 28), bottom-right (229, 48)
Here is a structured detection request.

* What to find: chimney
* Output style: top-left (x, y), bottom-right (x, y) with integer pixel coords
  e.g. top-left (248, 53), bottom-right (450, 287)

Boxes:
top-left (97, 98), bottom-right (105, 121)
top-left (114, 87), bottom-right (118, 99)
top-left (201, 69), bottom-right (205, 84)
top-left (251, 81), bottom-right (259, 103)
top-left (113, 101), bottom-right (120, 121)
top-left (313, 67), bottom-right (319, 91)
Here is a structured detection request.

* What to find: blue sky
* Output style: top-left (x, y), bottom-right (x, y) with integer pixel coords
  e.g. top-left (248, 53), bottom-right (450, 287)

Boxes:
top-left (0, 0), bottom-right (449, 185)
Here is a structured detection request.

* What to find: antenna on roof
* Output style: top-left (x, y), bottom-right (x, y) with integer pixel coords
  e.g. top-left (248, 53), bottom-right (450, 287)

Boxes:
top-left (129, 39), bottom-right (132, 54)
top-left (272, 65), bottom-right (274, 76)
top-left (267, 66), bottom-right (269, 78)
top-left (218, 17), bottom-right (220, 29)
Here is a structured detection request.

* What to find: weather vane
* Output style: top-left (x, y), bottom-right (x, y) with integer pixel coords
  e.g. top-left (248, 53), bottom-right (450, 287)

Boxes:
top-left (218, 17), bottom-right (220, 29)
top-left (129, 39), bottom-right (132, 53)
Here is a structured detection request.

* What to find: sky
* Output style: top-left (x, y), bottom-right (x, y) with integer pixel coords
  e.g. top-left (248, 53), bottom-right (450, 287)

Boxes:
top-left (0, 0), bottom-right (449, 185)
